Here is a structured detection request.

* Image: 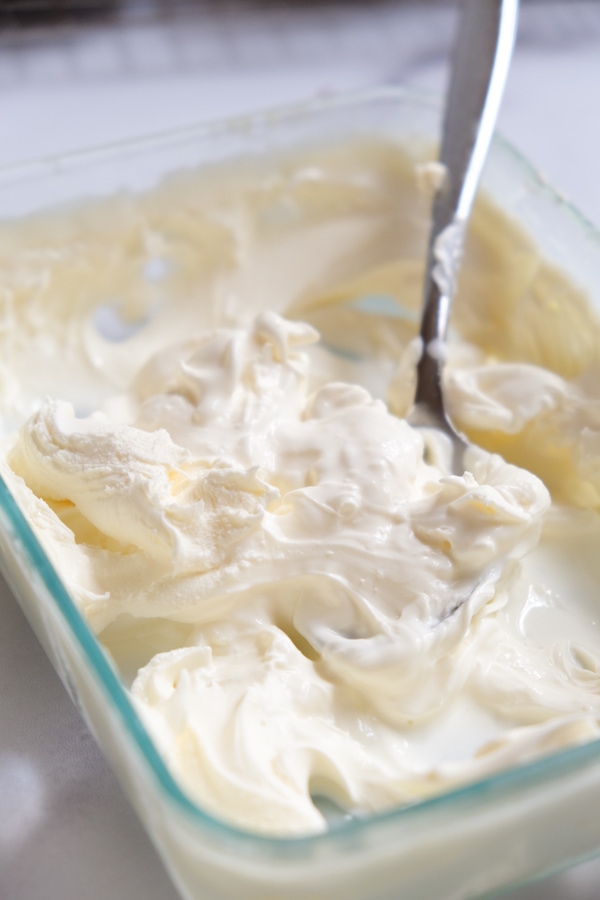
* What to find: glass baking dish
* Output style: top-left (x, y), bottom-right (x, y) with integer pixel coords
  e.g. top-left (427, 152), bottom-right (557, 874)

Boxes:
top-left (1, 87), bottom-right (600, 900)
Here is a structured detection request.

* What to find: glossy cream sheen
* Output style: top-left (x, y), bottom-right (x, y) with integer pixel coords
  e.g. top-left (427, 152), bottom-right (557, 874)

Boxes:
top-left (3, 139), bottom-right (600, 837)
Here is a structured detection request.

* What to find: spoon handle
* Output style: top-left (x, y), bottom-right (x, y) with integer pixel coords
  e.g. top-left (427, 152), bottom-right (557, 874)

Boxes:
top-left (415, 0), bottom-right (519, 421)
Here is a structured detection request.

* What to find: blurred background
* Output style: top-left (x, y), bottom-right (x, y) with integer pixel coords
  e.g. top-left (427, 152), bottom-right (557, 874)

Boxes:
top-left (1, 0), bottom-right (599, 221)
top-left (1, 2), bottom-right (599, 898)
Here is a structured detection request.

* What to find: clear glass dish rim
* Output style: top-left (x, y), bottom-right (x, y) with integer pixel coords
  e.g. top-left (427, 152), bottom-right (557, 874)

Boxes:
top-left (0, 83), bottom-right (598, 243)
top-left (1, 84), bottom-right (600, 856)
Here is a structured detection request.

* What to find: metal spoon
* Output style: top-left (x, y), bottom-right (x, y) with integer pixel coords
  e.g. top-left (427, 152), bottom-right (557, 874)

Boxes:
top-left (412, 0), bottom-right (519, 472)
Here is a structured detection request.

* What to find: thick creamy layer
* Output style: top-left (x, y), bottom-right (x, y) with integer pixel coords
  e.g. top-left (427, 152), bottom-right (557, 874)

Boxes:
top-left (6, 312), bottom-right (600, 834)
top-left (3, 139), bottom-right (600, 836)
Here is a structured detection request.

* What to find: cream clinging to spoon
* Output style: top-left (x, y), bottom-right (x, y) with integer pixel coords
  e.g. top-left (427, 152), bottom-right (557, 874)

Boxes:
top-left (415, 0), bottom-right (519, 464)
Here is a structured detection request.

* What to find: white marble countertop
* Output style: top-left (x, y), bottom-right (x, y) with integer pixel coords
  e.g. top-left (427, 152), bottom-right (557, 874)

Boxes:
top-left (1, 2), bottom-right (600, 897)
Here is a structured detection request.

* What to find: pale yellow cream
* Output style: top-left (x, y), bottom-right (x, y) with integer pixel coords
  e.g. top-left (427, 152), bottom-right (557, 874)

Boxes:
top-left (2, 139), bottom-right (600, 836)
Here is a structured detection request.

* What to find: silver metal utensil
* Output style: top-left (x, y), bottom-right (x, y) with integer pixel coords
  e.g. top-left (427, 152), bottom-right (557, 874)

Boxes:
top-left (413, 0), bottom-right (519, 471)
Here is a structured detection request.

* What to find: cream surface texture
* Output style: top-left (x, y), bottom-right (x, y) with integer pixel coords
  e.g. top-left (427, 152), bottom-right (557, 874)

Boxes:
top-left (2, 140), bottom-right (600, 836)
